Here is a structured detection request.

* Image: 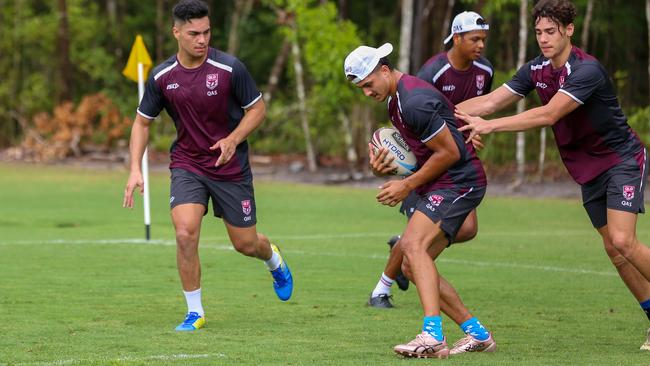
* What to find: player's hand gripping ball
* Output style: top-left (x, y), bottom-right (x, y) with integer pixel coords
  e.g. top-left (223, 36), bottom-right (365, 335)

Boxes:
top-left (370, 127), bottom-right (418, 176)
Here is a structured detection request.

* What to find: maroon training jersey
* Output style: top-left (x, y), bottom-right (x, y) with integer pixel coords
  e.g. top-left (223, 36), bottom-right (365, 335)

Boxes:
top-left (416, 52), bottom-right (494, 106)
top-left (505, 47), bottom-right (645, 184)
top-left (388, 74), bottom-right (487, 193)
top-left (138, 48), bottom-right (262, 181)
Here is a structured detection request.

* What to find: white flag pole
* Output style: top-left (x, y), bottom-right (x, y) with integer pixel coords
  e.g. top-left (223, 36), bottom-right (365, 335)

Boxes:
top-left (138, 62), bottom-right (152, 240)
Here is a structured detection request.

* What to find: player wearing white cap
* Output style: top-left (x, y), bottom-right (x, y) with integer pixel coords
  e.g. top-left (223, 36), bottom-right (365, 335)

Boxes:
top-left (345, 42), bottom-right (495, 358)
top-left (365, 11), bottom-right (496, 357)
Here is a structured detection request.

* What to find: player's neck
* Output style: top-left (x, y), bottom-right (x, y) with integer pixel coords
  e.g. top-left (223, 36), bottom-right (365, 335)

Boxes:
top-left (550, 43), bottom-right (573, 69)
top-left (176, 49), bottom-right (208, 69)
top-left (389, 70), bottom-right (404, 97)
top-left (447, 48), bottom-right (472, 71)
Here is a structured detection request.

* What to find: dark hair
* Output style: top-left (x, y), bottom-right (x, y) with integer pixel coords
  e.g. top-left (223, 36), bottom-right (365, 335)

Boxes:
top-left (377, 57), bottom-right (393, 70)
top-left (173, 0), bottom-right (209, 24)
top-left (532, 0), bottom-right (577, 27)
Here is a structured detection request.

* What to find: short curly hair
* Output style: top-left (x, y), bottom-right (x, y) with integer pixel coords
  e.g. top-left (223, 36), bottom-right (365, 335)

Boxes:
top-left (172, 0), bottom-right (209, 24)
top-left (532, 0), bottom-right (577, 27)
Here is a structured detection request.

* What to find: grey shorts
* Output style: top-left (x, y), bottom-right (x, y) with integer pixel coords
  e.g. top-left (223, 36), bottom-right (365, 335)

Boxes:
top-left (170, 168), bottom-right (256, 227)
top-left (582, 155), bottom-right (647, 228)
top-left (403, 186), bottom-right (486, 244)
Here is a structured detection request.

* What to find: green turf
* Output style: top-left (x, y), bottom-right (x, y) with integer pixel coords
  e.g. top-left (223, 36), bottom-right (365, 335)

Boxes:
top-left (0, 162), bottom-right (649, 365)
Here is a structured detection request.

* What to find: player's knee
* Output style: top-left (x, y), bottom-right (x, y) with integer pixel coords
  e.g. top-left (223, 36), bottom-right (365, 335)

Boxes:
top-left (455, 225), bottom-right (478, 243)
top-left (257, 233), bottom-right (270, 245)
top-left (602, 239), bottom-right (620, 258)
top-left (399, 236), bottom-right (427, 259)
top-left (609, 254), bottom-right (628, 268)
top-left (608, 231), bottom-right (637, 257)
top-left (175, 226), bottom-right (199, 246)
top-left (401, 256), bottom-right (413, 280)
top-left (231, 238), bottom-right (258, 257)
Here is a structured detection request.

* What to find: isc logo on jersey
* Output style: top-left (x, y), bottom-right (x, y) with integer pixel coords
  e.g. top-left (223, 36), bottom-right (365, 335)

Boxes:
top-left (442, 85), bottom-right (456, 92)
top-left (167, 83), bottom-right (179, 90)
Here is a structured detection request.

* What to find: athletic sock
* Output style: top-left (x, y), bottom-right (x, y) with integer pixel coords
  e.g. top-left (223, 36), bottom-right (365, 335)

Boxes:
top-left (264, 250), bottom-right (281, 271)
top-left (183, 288), bottom-right (204, 317)
top-left (460, 317), bottom-right (490, 341)
top-left (371, 273), bottom-right (394, 297)
top-left (641, 298), bottom-right (650, 321)
top-left (423, 315), bottom-right (444, 341)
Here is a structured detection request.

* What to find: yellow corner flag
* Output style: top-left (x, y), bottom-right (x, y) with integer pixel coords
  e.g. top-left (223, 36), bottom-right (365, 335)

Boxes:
top-left (122, 35), bottom-right (153, 82)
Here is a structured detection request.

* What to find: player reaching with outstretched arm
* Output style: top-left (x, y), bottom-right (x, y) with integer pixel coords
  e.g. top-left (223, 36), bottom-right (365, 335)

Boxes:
top-left (345, 42), bottom-right (494, 358)
top-left (456, 0), bottom-right (650, 350)
top-left (122, 0), bottom-right (293, 332)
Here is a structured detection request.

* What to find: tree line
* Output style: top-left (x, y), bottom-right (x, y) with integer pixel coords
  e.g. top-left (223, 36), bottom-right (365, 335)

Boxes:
top-left (0, 0), bottom-right (648, 180)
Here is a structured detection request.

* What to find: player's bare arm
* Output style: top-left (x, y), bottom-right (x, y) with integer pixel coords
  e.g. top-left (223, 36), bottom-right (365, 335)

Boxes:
top-left (210, 98), bottom-right (266, 166)
top-left (377, 126), bottom-right (460, 207)
top-left (456, 91), bottom-right (581, 143)
top-left (456, 85), bottom-right (522, 117)
top-left (123, 114), bottom-right (152, 209)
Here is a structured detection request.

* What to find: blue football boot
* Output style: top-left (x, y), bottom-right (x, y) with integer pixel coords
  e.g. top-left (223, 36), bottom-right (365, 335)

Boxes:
top-left (174, 311), bottom-right (205, 331)
top-left (269, 244), bottom-right (293, 301)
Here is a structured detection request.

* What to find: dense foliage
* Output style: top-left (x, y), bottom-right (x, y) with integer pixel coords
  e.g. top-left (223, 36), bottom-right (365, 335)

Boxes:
top-left (0, 0), bottom-right (648, 174)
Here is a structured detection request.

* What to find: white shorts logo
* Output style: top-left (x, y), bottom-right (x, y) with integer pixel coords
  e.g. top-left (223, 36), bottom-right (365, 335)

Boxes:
top-left (428, 195), bottom-right (444, 207)
top-left (241, 200), bottom-right (252, 215)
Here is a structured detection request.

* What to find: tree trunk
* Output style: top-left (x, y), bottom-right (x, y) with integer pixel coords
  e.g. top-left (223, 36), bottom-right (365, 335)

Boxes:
top-left (440, 0), bottom-right (455, 52)
top-left (264, 39), bottom-right (291, 104)
top-left (361, 104), bottom-right (373, 175)
top-left (646, 0), bottom-right (650, 105)
top-left (537, 128), bottom-right (547, 182)
top-left (581, 0), bottom-right (594, 50)
top-left (106, 0), bottom-right (122, 62)
top-left (55, 0), bottom-right (72, 103)
top-left (338, 110), bottom-right (359, 176)
top-left (227, 0), bottom-right (254, 55)
top-left (513, 0), bottom-right (528, 189)
top-left (411, 0), bottom-right (423, 71)
top-left (412, 0), bottom-right (435, 69)
top-left (156, 0), bottom-right (165, 63)
top-left (5, 0), bottom-right (23, 144)
top-left (338, 0), bottom-right (348, 19)
top-left (290, 27), bottom-right (317, 172)
top-left (398, 0), bottom-right (413, 72)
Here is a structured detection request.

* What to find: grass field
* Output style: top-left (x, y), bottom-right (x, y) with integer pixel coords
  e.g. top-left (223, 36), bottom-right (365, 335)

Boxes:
top-left (1, 162), bottom-right (649, 365)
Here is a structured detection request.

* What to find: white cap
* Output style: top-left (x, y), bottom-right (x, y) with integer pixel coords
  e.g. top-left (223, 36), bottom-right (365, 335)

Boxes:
top-left (344, 43), bottom-right (393, 84)
top-left (443, 11), bottom-right (489, 44)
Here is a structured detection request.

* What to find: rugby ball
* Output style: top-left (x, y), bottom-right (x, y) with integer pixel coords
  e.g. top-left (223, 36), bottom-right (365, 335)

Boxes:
top-left (370, 127), bottom-right (418, 176)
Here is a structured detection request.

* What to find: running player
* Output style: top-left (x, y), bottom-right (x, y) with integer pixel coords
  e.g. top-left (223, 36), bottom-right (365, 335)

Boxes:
top-left (345, 42), bottom-right (494, 358)
top-left (369, 11), bottom-right (493, 307)
top-left (365, 11), bottom-right (496, 356)
top-left (456, 0), bottom-right (650, 350)
top-left (122, 0), bottom-right (293, 331)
